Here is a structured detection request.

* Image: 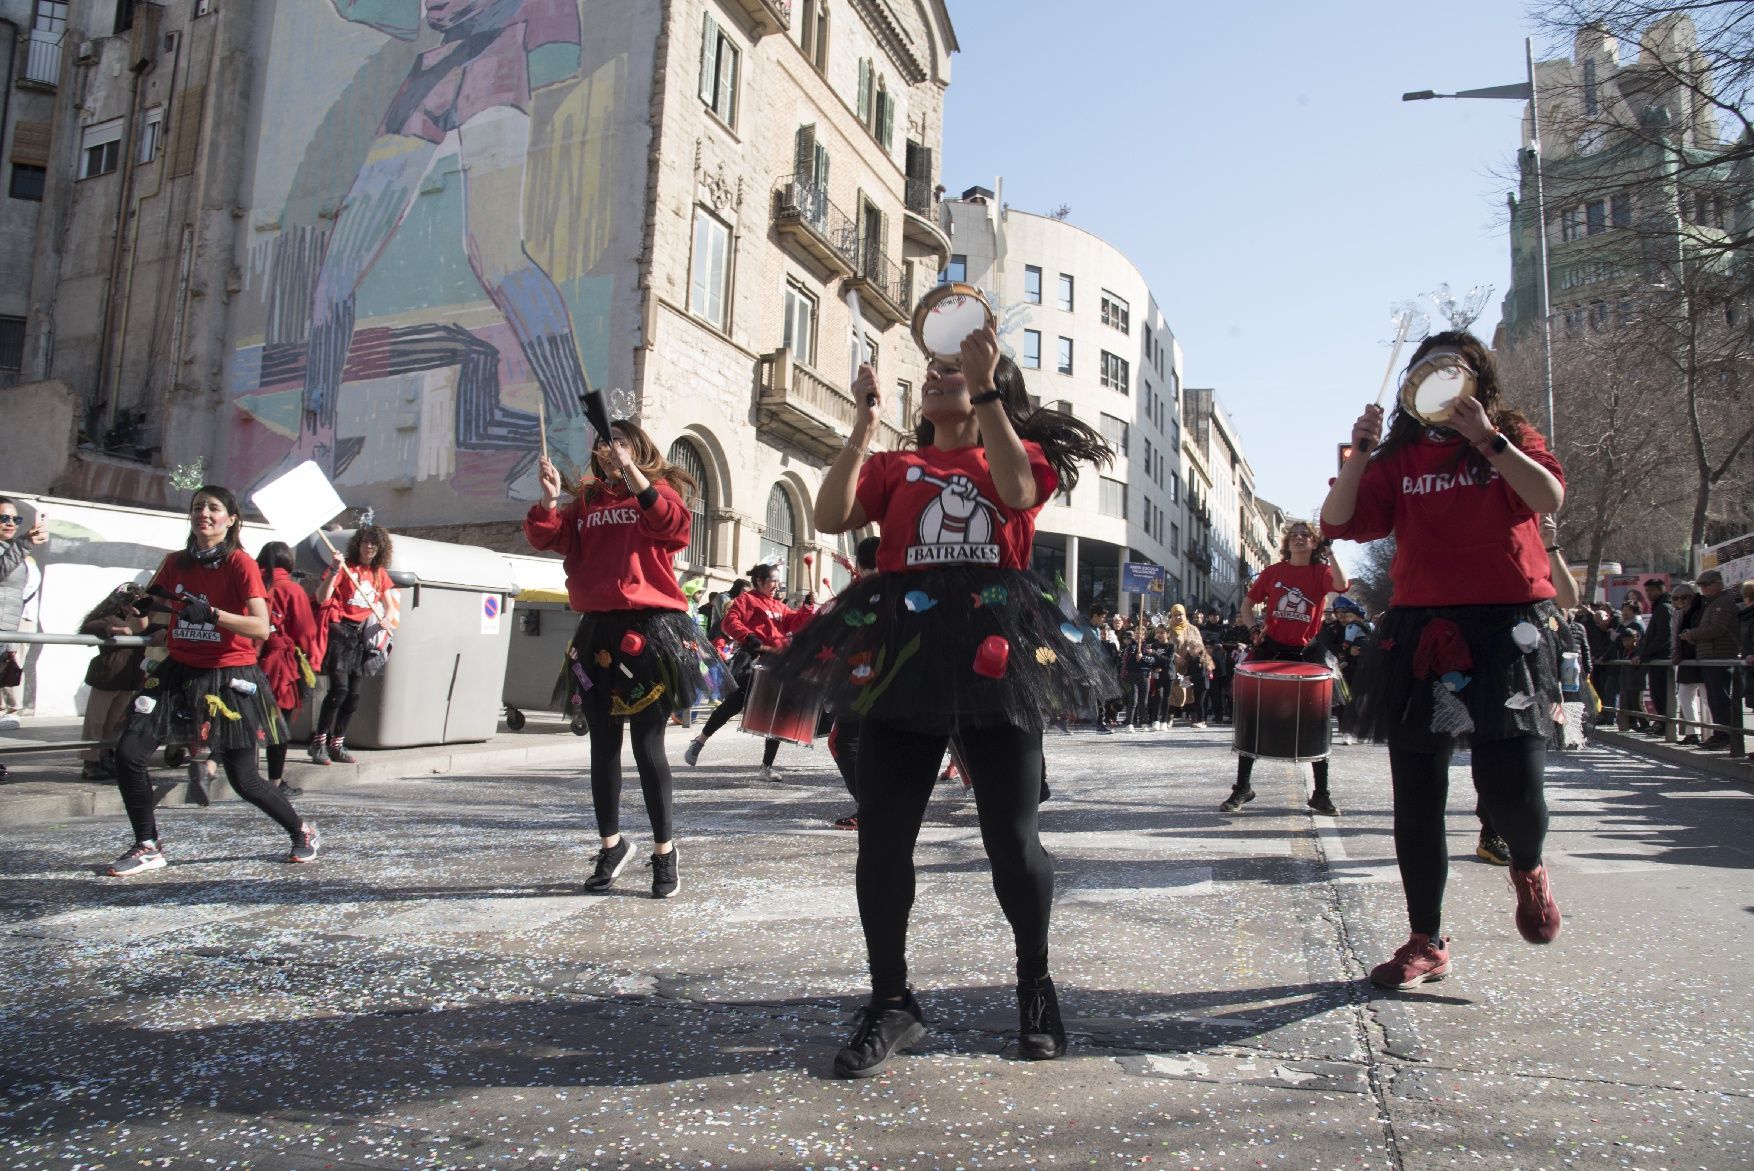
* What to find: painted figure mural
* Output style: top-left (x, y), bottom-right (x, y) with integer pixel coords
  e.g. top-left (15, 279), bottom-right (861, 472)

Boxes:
top-left (230, 0), bottom-right (638, 504)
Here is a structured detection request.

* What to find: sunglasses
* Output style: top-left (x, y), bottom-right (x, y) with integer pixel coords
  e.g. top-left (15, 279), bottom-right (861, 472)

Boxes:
top-left (0, 516), bottom-right (19, 524)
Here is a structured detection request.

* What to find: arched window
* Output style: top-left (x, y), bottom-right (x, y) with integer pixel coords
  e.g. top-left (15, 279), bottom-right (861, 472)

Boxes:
top-left (760, 483), bottom-right (797, 588)
top-left (828, 530), bottom-right (857, 594)
top-left (666, 439), bottom-right (710, 571)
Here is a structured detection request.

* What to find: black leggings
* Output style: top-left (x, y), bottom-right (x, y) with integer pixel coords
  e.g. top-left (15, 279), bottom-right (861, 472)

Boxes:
top-left (1389, 735), bottom-right (1548, 936)
top-left (580, 687), bottom-right (675, 843)
top-left (265, 706), bottom-right (299, 780)
top-left (855, 719), bottom-right (1051, 999)
top-left (114, 722), bottom-right (302, 845)
top-left (1236, 753), bottom-right (1329, 792)
top-left (317, 670), bottom-right (363, 740)
top-left (698, 683), bottom-right (780, 766)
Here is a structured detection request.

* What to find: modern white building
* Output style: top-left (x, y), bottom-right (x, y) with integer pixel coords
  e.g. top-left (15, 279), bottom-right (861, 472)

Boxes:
top-left (941, 190), bottom-right (1189, 614)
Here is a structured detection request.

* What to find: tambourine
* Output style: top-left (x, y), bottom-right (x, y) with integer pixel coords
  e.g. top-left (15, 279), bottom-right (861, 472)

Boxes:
top-left (911, 282), bottom-right (995, 366)
top-left (1398, 347), bottom-right (1477, 425)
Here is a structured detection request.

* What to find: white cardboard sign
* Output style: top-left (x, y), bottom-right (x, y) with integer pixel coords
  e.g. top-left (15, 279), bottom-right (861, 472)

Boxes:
top-left (249, 461), bottom-right (348, 545)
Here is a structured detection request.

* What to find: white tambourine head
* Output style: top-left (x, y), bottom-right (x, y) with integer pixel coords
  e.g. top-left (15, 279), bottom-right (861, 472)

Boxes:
top-left (912, 284), bottom-right (994, 363)
top-left (1399, 350), bottom-right (1478, 425)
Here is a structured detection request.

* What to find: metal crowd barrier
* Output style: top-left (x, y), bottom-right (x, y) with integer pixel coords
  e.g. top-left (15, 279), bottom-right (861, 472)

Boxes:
top-left (0, 631), bottom-right (151, 758)
top-left (1591, 656), bottom-right (1750, 760)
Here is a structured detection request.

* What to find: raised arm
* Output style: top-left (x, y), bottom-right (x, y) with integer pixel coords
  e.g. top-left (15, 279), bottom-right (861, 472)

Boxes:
top-left (815, 364), bottom-right (879, 534)
top-left (963, 328), bottom-right (1039, 510)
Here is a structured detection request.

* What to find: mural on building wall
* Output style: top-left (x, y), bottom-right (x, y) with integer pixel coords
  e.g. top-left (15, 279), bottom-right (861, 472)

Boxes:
top-left (227, 0), bottom-right (645, 502)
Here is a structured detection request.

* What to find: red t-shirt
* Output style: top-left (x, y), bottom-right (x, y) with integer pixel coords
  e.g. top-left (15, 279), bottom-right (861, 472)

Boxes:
top-left (1321, 427), bottom-right (1564, 607)
top-left (1247, 560), bottom-right (1334, 647)
top-left (855, 441), bottom-right (1058, 573)
top-left (322, 564), bottom-right (397, 626)
top-left (523, 481), bottom-right (691, 613)
top-left (151, 550), bottom-right (267, 669)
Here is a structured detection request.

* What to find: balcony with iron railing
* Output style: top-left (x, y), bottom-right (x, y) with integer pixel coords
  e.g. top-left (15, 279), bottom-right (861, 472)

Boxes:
top-left (901, 176), bottom-right (952, 265)
top-left (19, 29), bottom-right (64, 88)
top-left (756, 349), bottom-right (906, 461)
top-left (847, 239), bottom-right (911, 325)
top-left (725, 0), bottom-right (792, 36)
top-left (773, 178), bottom-right (859, 278)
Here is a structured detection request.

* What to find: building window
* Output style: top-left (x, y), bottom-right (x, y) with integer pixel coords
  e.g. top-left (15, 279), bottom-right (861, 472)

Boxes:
top-left (698, 14), bottom-right (740, 127)
top-left (857, 59), bottom-right (894, 148)
top-left (895, 379), bottom-right (912, 425)
top-left (1170, 522), bottom-right (1180, 556)
top-left (138, 105), bottom-right (164, 164)
top-left (1611, 193), bottom-right (1631, 228)
top-left (689, 207), bottom-right (732, 329)
top-left (1100, 412), bottom-right (1128, 457)
top-left (1023, 265), bottom-right (1042, 304)
top-left (9, 165), bottom-right (46, 202)
top-left (0, 316), bottom-right (25, 372)
top-left (1057, 273), bottom-right (1073, 311)
top-left (1585, 200), bottom-right (1606, 235)
top-left (797, 0), bottom-right (828, 71)
top-left (79, 119), bottom-right (123, 180)
top-left (1100, 291), bottom-right (1130, 333)
top-left (1099, 477), bottom-right (1127, 520)
top-left (1022, 329), bottom-right (1041, 369)
top-left (782, 279), bottom-right (817, 366)
top-left (667, 440), bottom-right (711, 571)
top-left (1100, 350), bottom-right (1130, 394)
top-left (1559, 205), bottom-right (1583, 242)
top-left (1056, 336), bottom-right (1073, 375)
top-left (761, 484), bottom-right (798, 582)
top-left (1169, 471), bottom-right (1180, 503)
top-left (943, 254), bottom-right (966, 283)
top-left (1590, 300), bottom-right (1609, 332)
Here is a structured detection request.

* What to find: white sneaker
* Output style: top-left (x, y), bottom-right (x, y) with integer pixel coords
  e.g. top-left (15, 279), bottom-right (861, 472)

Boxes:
top-left (1193, 721), bottom-right (1209, 730)
top-left (757, 765), bottom-right (782, 783)
top-left (0, 715), bottom-right (19, 732)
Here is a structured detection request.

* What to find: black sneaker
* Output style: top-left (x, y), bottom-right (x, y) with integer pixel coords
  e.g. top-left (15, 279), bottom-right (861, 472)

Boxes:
top-left (834, 992), bottom-right (927, 1079)
top-left (1218, 787), bottom-right (1255, 813)
top-left (288, 822), bottom-right (321, 864)
top-left (650, 847), bottom-right (679, 899)
top-left (584, 837), bottom-right (634, 893)
top-left (329, 740), bottom-right (357, 765)
top-left (1307, 791), bottom-right (1339, 817)
top-left (275, 779), bottom-right (303, 797)
top-left (1475, 830), bottom-right (1511, 866)
top-left (308, 739), bottom-right (331, 766)
top-left (1016, 977), bottom-right (1067, 1060)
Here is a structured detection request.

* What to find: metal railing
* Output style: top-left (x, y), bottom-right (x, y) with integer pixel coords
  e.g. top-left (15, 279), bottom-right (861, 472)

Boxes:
top-left (0, 631), bottom-right (151, 757)
top-left (775, 178), bottom-right (862, 267)
top-left (20, 29), bottom-right (64, 87)
top-left (1590, 657), bottom-right (1750, 760)
top-left (856, 239), bottom-right (910, 310)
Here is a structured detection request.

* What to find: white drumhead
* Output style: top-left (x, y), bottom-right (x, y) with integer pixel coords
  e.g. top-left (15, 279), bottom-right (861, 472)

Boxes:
top-left (919, 292), bottom-right (990, 360)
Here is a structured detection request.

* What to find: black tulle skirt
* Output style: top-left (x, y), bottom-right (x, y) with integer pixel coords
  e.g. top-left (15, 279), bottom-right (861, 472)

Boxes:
top-left (1345, 600), bottom-right (1573, 751)
top-left (763, 567), bottom-right (1119, 735)
top-left (124, 658), bottom-right (288, 752)
top-left (556, 609), bottom-right (727, 718)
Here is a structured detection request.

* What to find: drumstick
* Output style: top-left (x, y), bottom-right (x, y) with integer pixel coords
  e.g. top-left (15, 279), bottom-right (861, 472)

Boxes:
top-left (1362, 313), bottom-right (1414, 452)
top-left (847, 289), bottom-right (876, 407)
top-left (536, 396), bottom-right (548, 466)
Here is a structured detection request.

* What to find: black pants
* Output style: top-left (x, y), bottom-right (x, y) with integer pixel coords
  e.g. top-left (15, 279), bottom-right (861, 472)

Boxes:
top-left (114, 722), bottom-right (302, 845)
top-left (698, 682), bottom-right (780, 766)
top-left (265, 706), bottom-right (298, 780)
top-left (1389, 735), bottom-right (1547, 937)
top-left (1646, 667), bottom-right (1673, 722)
top-left (1699, 666), bottom-right (1734, 738)
top-left (1235, 753), bottom-right (1329, 792)
top-left (855, 718), bottom-right (1051, 999)
top-left (1147, 680), bottom-right (1172, 725)
top-left (317, 670), bottom-right (363, 740)
top-left (579, 686), bottom-right (675, 843)
top-left (1124, 674), bottom-right (1151, 725)
top-left (832, 715), bottom-right (862, 800)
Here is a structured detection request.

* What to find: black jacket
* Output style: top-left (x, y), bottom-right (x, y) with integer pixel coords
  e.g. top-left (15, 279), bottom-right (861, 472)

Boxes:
top-left (1636, 593), bottom-right (1673, 661)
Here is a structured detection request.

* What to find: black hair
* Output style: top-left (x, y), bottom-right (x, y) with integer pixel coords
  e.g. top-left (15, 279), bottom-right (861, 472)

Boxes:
top-left (914, 355), bottom-right (1113, 493)
top-left (256, 540), bottom-right (296, 576)
top-left (856, 536), bottom-right (881, 572)
top-left (727, 578), bottom-right (749, 599)
top-left (748, 563), bottom-right (775, 584)
top-left (182, 485), bottom-right (245, 564)
top-left (346, 524), bottom-right (394, 572)
top-left (1371, 330), bottom-right (1533, 481)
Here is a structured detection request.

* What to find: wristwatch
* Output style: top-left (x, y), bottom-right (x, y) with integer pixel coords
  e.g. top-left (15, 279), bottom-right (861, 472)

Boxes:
top-left (969, 388), bottom-right (1003, 405)
top-left (1476, 431), bottom-right (1508, 456)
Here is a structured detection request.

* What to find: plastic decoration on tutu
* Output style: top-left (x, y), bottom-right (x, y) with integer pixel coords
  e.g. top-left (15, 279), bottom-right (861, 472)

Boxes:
top-left (128, 659), bottom-right (288, 752)
top-left (554, 610), bottom-right (726, 718)
top-left (764, 565), bottom-right (1118, 735)
top-left (1343, 600), bottom-right (1574, 751)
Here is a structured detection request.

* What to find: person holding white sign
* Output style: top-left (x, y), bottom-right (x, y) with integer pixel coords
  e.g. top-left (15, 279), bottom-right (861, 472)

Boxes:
top-left (107, 486), bottom-right (320, 876)
top-left (525, 421), bottom-right (710, 899)
top-left (311, 525), bottom-right (399, 765)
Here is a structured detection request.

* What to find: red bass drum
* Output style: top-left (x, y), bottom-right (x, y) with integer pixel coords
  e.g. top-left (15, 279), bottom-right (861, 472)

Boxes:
top-left (1232, 660), bottom-right (1333, 762)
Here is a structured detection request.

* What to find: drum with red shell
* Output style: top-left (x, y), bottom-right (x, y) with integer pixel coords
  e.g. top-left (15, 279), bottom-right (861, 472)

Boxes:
top-left (740, 663), bottom-right (827, 747)
top-left (1232, 661), bottom-right (1333, 762)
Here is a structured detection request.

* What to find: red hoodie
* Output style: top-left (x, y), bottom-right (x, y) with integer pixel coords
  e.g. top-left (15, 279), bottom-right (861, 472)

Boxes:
top-left (1322, 427), bottom-right (1564, 607)
top-left (721, 589), bottom-right (815, 650)
top-left (260, 569), bottom-right (323, 709)
top-left (524, 481), bottom-right (691, 612)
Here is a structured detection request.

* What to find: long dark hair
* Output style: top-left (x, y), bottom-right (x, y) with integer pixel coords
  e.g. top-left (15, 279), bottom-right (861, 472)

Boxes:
top-left (346, 524), bottom-right (393, 572)
top-left (256, 540), bottom-right (295, 576)
top-left (581, 419), bottom-right (699, 504)
top-left (1371, 330), bottom-right (1533, 481)
top-left (912, 355), bottom-right (1113, 493)
top-left (182, 485), bottom-right (245, 565)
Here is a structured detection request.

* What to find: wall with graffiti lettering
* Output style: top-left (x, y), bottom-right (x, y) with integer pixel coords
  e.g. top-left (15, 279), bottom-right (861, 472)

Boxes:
top-left (223, 0), bottom-right (654, 522)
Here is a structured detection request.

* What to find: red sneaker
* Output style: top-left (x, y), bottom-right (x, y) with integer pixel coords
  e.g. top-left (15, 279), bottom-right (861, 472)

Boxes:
top-left (1369, 933), bottom-right (1452, 990)
top-left (1509, 864), bottom-right (1562, 944)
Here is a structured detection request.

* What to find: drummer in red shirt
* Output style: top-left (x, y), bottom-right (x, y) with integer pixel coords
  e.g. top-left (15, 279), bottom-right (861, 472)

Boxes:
top-left (1220, 520), bottom-right (1349, 816)
top-left (1322, 331), bottom-right (1567, 991)
top-left (680, 561), bottom-right (815, 781)
top-left (256, 541), bottom-right (324, 796)
top-left (770, 326), bottom-right (1116, 1078)
top-left (526, 421), bottom-right (711, 899)
top-left (106, 486), bottom-right (320, 876)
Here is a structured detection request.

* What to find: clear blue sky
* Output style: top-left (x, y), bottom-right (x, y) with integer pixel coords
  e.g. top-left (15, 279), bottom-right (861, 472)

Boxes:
top-left (941, 0), bottom-right (1555, 528)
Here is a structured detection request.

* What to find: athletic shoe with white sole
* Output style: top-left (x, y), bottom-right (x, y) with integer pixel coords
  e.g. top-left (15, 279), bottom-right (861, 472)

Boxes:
top-left (288, 822), bottom-right (321, 864)
top-left (584, 837), bottom-right (634, 892)
top-left (108, 841), bottom-right (167, 877)
top-left (1369, 934), bottom-right (1452, 990)
top-left (650, 847), bottom-right (679, 899)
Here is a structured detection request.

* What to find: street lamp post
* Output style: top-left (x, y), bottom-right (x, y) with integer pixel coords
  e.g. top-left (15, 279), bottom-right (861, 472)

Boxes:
top-left (1404, 36), bottom-right (1556, 442)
